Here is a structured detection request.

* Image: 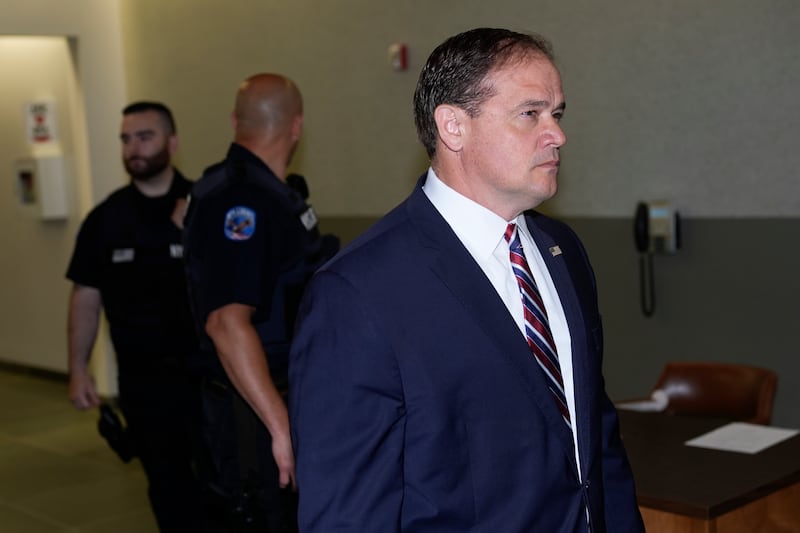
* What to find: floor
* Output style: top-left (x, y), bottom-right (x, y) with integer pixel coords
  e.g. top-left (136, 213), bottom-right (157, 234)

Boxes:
top-left (0, 367), bottom-right (158, 532)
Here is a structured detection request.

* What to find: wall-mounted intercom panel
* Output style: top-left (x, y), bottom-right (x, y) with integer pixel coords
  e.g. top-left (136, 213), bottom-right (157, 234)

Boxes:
top-left (14, 155), bottom-right (69, 220)
top-left (634, 201), bottom-right (680, 254)
top-left (633, 201), bottom-right (681, 317)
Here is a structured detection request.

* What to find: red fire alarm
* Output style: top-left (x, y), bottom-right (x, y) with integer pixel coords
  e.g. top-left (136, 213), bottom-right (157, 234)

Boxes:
top-left (388, 43), bottom-right (408, 71)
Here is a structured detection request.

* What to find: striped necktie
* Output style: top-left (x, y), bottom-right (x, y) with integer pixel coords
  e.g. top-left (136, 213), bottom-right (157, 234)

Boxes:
top-left (505, 223), bottom-right (571, 427)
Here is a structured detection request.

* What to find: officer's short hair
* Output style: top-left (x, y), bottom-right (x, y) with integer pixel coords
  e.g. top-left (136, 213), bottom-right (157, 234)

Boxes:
top-left (123, 101), bottom-right (177, 135)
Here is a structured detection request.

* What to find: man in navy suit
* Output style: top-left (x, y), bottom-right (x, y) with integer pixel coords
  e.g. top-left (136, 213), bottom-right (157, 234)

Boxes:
top-left (289, 27), bottom-right (644, 532)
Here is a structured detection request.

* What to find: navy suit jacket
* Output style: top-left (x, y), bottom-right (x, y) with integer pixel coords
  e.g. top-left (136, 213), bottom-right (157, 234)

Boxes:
top-left (290, 176), bottom-right (644, 532)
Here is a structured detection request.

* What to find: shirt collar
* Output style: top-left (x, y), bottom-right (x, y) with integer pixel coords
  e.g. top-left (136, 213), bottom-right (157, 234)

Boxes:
top-left (422, 168), bottom-right (513, 260)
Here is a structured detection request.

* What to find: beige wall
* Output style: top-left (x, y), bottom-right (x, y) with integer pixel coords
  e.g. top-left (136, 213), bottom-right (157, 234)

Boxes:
top-left (115, 0), bottom-right (800, 426)
top-left (0, 37), bottom-right (81, 371)
top-left (118, 0), bottom-right (800, 218)
top-left (1, 0), bottom-right (128, 204)
top-left (0, 0), bottom-right (127, 394)
top-left (1, 1), bottom-right (798, 425)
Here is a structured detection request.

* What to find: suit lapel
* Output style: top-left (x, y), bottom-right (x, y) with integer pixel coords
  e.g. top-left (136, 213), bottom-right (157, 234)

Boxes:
top-left (405, 182), bottom-right (576, 463)
top-left (525, 212), bottom-right (596, 479)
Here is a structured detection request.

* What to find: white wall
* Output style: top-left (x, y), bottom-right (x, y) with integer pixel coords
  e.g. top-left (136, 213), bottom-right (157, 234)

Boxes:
top-left (1, 0), bottom-right (128, 205)
top-left (0, 0), bottom-right (127, 395)
top-left (0, 37), bottom-right (81, 371)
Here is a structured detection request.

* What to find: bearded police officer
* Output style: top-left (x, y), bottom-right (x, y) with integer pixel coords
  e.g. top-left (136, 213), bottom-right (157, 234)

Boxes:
top-left (66, 101), bottom-right (208, 531)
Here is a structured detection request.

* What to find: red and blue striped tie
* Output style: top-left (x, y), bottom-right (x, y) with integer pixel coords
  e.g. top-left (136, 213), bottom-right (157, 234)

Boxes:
top-left (505, 223), bottom-right (571, 427)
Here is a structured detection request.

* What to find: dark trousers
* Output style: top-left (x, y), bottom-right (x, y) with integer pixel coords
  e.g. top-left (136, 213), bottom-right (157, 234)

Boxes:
top-left (198, 378), bottom-right (298, 533)
top-left (118, 370), bottom-right (213, 532)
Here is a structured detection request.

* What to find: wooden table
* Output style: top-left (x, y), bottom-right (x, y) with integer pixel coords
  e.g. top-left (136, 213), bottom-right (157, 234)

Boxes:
top-left (617, 410), bottom-right (800, 532)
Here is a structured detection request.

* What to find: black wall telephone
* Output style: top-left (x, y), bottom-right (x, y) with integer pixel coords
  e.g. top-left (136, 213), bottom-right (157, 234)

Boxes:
top-left (634, 202), bottom-right (650, 253)
top-left (634, 202), bottom-right (681, 317)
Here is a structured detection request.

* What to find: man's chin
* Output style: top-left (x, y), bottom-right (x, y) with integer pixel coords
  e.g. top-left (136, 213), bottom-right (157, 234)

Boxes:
top-left (130, 172), bottom-right (158, 182)
top-left (126, 163), bottom-right (169, 181)
top-left (529, 176), bottom-right (558, 205)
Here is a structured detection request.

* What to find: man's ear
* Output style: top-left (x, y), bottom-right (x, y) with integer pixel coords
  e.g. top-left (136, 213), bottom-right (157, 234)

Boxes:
top-left (230, 110), bottom-right (238, 132)
top-left (291, 114), bottom-right (304, 142)
top-left (168, 134), bottom-right (179, 156)
top-left (433, 104), bottom-right (465, 153)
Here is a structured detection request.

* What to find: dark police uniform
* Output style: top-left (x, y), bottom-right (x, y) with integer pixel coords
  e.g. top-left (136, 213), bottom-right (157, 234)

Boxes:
top-left (66, 171), bottom-right (207, 532)
top-left (183, 143), bottom-right (338, 532)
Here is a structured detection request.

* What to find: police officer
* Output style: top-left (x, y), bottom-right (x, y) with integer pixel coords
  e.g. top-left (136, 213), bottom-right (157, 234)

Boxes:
top-left (183, 73), bottom-right (338, 532)
top-left (66, 101), bottom-right (209, 531)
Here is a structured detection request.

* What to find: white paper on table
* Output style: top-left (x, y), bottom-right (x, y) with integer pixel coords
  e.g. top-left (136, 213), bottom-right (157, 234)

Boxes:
top-left (685, 422), bottom-right (799, 454)
top-left (616, 389), bottom-right (669, 412)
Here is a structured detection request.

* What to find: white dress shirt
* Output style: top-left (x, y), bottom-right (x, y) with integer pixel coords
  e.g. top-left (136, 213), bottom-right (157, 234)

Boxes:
top-left (422, 168), bottom-right (582, 478)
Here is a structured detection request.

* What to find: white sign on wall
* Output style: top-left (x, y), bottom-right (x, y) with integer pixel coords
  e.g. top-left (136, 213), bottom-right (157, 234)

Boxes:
top-left (26, 100), bottom-right (58, 144)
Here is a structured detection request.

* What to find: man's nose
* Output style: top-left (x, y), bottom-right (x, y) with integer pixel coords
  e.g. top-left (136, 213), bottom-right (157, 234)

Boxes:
top-left (550, 122), bottom-right (567, 148)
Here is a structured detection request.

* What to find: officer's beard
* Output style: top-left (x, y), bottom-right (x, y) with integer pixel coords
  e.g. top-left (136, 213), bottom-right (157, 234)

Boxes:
top-left (124, 144), bottom-right (171, 181)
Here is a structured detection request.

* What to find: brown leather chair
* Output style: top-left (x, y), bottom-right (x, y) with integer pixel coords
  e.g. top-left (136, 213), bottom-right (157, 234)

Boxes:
top-left (652, 361), bottom-right (778, 425)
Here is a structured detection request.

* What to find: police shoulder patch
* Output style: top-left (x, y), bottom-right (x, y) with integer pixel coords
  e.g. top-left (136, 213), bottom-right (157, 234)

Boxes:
top-left (224, 206), bottom-right (256, 241)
